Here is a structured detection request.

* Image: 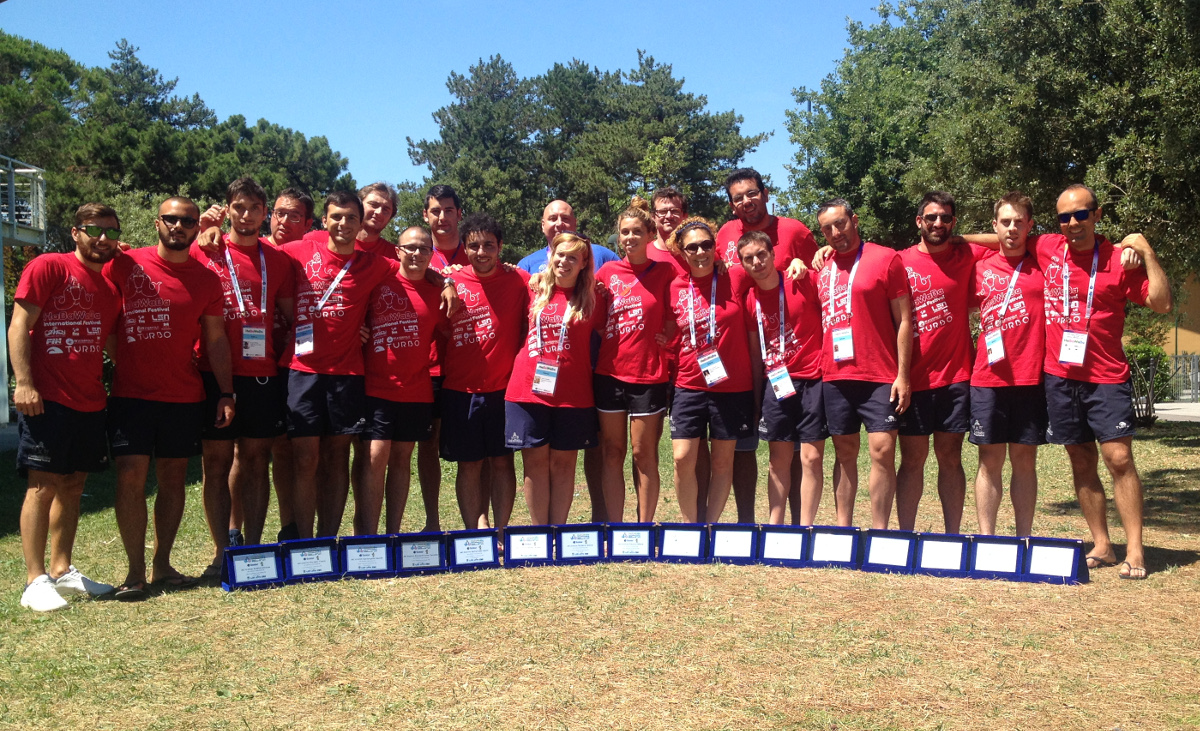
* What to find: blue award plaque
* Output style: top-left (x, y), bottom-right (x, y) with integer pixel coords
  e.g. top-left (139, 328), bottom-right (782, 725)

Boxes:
top-left (860, 529), bottom-right (916, 574)
top-left (757, 525), bottom-right (810, 568)
top-left (282, 537), bottom-right (340, 584)
top-left (1023, 537), bottom-right (1089, 585)
top-left (808, 526), bottom-right (861, 569)
top-left (394, 532), bottom-right (448, 576)
top-left (554, 523), bottom-right (606, 564)
top-left (606, 522), bottom-right (655, 562)
top-left (448, 528), bottom-right (500, 572)
top-left (339, 535), bottom-right (394, 579)
top-left (504, 525), bottom-right (555, 568)
top-left (913, 533), bottom-right (972, 578)
top-left (656, 523), bottom-right (708, 564)
top-left (968, 535), bottom-right (1026, 581)
top-left (222, 543), bottom-right (284, 591)
top-left (708, 523), bottom-right (759, 565)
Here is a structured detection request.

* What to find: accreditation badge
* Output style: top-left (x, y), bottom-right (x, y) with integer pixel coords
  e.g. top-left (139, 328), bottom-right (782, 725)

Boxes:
top-left (767, 365), bottom-right (797, 400)
top-left (984, 329), bottom-right (1005, 365)
top-left (294, 322), bottom-right (314, 356)
top-left (831, 327), bottom-right (855, 362)
top-left (242, 326), bottom-right (267, 360)
top-left (1059, 330), bottom-right (1089, 366)
top-left (531, 360), bottom-right (559, 396)
top-left (697, 347), bottom-right (729, 387)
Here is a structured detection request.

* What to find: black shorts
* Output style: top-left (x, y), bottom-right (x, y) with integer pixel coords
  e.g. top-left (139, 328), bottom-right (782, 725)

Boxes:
top-left (431, 375), bottom-right (444, 419)
top-left (968, 385), bottom-right (1047, 446)
top-left (362, 397), bottom-right (435, 442)
top-left (594, 374), bottom-right (669, 417)
top-left (440, 389), bottom-right (511, 462)
top-left (669, 388), bottom-right (755, 441)
top-left (1044, 374), bottom-right (1137, 445)
top-left (16, 401), bottom-right (109, 477)
top-left (504, 401), bottom-right (598, 451)
top-left (899, 381), bottom-right (971, 436)
top-left (759, 377), bottom-right (829, 443)
top-left (108, 397), bottom-right (204, 459)
top-left (823, 380), bottom-right (900, 435)
top-left (286, 370), bottom-right (366, 438)
top-left (202, 372), bottom-right (286, 441)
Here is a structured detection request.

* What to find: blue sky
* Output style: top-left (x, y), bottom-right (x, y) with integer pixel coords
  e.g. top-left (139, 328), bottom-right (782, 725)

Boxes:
top-left (2, 0), bottom-right (885, 196)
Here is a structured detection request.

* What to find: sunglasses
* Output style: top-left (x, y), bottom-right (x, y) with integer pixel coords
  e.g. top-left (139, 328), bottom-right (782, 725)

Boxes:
top-left (78, 225), bottom-right (121, 239)
top-left (683, 240), bottom-right (716, 254)
top-left (1057, 209), bottom-right (1094, 224)
top-left (922, 213), bottom-right (954, 224)
top-left (159, 214), bottom-right (199, 228)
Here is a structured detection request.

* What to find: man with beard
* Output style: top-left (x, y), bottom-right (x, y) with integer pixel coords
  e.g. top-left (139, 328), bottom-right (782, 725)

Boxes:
top-left (107, 196), bottom-right (233, 599)
top-left (11, 204), bottom-right (124, 611)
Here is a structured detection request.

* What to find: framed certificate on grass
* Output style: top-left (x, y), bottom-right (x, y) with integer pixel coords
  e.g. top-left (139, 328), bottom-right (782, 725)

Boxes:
top-left (395, 532), bottom-right (449, 576)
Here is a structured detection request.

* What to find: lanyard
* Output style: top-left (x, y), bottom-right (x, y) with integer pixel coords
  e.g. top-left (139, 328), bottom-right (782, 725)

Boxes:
top-left (755, 274), bottom-right (787, 362)
top-left (315, 256), bottom-right (354, 311)
top-left (534, 306), bottom-right (570, 362)
top-left (1061, 243), bottom-right (1099, 323)
top-left (997, 258), bottom-right (1024, 318)
top-left (827, 244), bottom-right (863, 317)
top-left (223, 241), bottom-right (268, 315)
top-left (688, 274), bottom-right (718, 349)
top-left (432, 241), bottom-right (463, 270)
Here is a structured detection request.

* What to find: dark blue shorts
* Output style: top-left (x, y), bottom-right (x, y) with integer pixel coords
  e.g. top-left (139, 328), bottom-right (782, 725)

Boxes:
top-left (17, 401), bottom-right (109, 477)
top-left (1044, 374), bottom-right (1136, 445)
top-left (362, 397), bottom-right (434, 443)
top-left (899, 381), bottom-right (971, 436)
top-left (968, 385), bottom-right (1047, 446)
top-left (286, 370), bottom-right (366, 438)
top-left (823, 380), bottom-right (900, 435)
top-left (504, 401), bottom-right (598, 451)
top-left (108, 397), bottom-right (204, 459)
top-left (593, 374), bottom-right (669, 417)
top-left (430, 375), bottom-right (444, 419)
top-left (440, 389), bottom-right (512, 462)
top-left (202, 372), bottom-right (286, 441)
top-left (669, 388), bottom-right (755, 441)
top-left (760, 377), bottom-right (829, 443)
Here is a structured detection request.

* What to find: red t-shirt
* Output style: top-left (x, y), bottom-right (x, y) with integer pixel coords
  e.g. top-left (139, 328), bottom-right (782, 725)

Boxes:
top-left (280, 239), bottom-right (398, 376)
top-left (14, 253), bottom-right (121, 412)
top-left (425, 243), bottom-right (469, 378)
top-left (364, 274), bottom-right (448, 402)
top-left (646, 241), bottom-right (688, 276)
top-left (106, 247), bottom-right (224, 402)
top-left (442, 267), bottom-right (532, 393)
top-left (303, 230), bottom-right (398, 260)
top-left (717, 216), bottom-right (819, 270)
top-left (505, 286), bottom-right (606, 407)
top-left (667, 270), bottom-right (754, 393)
top-left (1035, 234), bottom-right (1149, 383)
top-left (742, 271), bottom-right (823, 380)
top-left (817, 242), bottom-right (909, 384)
top-left (969, 251), bottom-right (1046, 387)
top-left (190, 235), bottom-right (295, 377)
top-left (899, 242), bottom-right (990, 391)
top-left (595, 258), bottom-right (676, 384)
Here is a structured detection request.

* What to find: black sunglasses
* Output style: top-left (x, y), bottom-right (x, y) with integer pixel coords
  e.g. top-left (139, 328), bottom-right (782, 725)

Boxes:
top-left (683, 240), bottom-right (716, 254)
top-left (78, 224), bottom-right (122, 239)
top-left (922, 213), bottom-right (954, 224)
top-left (1057, 209), bottom-right (1094, 225)
top-left (159, 214), bottom-right (199, 228)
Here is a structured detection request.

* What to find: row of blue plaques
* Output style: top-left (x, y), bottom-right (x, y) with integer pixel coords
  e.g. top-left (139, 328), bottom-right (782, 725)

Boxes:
top-left (221, 523), bottom-right (1089, 591)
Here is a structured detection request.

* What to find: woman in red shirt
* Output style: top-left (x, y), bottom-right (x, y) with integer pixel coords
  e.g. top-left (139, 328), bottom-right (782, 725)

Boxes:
top-left (504, 233), bottom-right (605, 524)
top-left (594, 198), bottom-right (678, 522)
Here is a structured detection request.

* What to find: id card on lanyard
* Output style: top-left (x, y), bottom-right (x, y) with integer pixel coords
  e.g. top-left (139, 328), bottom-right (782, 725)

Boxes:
top-left (224, 243), bottom-right (270, 360)
top-left (531, 307), bottom-right (569, 396)
top-left (1059, 243), bottom-right (1099, 366)
top-left (828, 245), bottom-right (862, 362)
top-left (689, 275), bottom-right (727, 387)
top-left (984, 258), bottom-right (1024, 365)
top-left (296, 254), bottom-right (354, 357)
top-left (756, 276), bottom-right (795, 400)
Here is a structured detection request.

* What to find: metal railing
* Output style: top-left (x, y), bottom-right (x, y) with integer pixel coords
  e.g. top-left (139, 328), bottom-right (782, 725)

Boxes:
top-left (1, 155), bottom-right (46, 234)
top-left (1164, 354), bottom-right (1200, 403)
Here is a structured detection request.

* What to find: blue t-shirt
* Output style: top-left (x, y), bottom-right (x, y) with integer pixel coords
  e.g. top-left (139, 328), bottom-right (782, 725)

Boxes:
top-left (517, 243), bottom-right (620, 274)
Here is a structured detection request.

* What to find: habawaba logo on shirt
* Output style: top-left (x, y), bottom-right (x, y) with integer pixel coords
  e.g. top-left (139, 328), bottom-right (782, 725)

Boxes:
top-left (53, 277), bottom-right (95, 310)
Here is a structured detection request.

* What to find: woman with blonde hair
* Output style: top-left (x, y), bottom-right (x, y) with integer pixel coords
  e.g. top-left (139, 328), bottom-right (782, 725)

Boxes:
top-left (504, 232), bottom-right (606, 524)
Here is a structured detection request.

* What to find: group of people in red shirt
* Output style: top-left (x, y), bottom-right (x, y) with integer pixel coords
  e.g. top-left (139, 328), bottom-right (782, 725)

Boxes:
top-left (12, 168), bottom-right (1171, 611)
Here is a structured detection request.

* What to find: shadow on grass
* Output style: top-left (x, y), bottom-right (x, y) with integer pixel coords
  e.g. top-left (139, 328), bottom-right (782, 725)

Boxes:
top-left (1046, 467), bottom-right (1200, 531)
top-left (0, 451), bottom-right (204, 538)
top-left (1079, 542), bottom-right (1200, 572)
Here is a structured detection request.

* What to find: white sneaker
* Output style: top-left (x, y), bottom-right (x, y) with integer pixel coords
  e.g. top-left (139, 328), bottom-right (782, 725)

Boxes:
top-left (21, 575), bottom-right (69, 612)
top-left (53, 566), bottom-right (115, 598)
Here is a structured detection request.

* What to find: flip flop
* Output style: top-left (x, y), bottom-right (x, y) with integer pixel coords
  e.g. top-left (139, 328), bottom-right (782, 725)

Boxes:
top-left (151, 574), bottom-right (201, 591)
top-left (1086, 555), bottom-right (1118, 570)
top-left (114, 582), bottom-right (147, 602)
top-left (1118, 561), bottom-right (1148, 580)
top-left (199, 563), bottom-right (223, 586)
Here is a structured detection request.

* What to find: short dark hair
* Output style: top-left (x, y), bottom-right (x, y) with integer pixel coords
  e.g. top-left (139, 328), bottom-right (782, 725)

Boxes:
top-left (651, 186), bottom-right (688, 215)
top-left (358, 182), bottom-right (398, 218)
top-left (459, 212), bottom-right (503, 244)
top-left (325, 190), bottom-right (364, 219)
top-left (723, 168), bottom-right (765, 201)
top-left (74, 203), bottom-right (119, 227)
top-left (226, 176), bottom-right (267, 208)
top-left (425, 184), bottom-right (462, 211)
top-left (162, 196), bottom-right (200, 217)
top-left (1061, 183), bottom-right (1099, 209)
top-left (917, 191), bottom-right (956, 218)
top-left (994, 191), bottom-right (1034, 219)
top-left (275, 187), bottom-right (314, 220)
top-left (816, 198), bottom-right (855, 220)
top-left (736, 230), bottom-right (773, 254)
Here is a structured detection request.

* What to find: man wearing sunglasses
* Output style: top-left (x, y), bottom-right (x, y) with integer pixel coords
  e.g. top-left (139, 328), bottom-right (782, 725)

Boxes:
top-left (11, 204), bottom-right (123, 611)
top-left (1033, 184), bottom-right (1172, 579)
top-left (895, 192), bottom-right (994, 534)
top-left (107, 196), bottom-right (234, 598)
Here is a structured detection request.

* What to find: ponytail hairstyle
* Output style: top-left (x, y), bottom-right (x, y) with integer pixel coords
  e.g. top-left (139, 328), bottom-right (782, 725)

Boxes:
top-left (615, 197), bottom-right (655, 254)
top-left (531, 232), bottom-right (596, 326)
top-left (667, 215), bottom-right (718, 256)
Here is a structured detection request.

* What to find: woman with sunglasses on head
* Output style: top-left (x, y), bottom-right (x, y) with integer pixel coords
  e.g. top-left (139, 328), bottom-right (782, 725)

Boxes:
top-left (666, 217), bottom-right (756, 523)
top-left (504, 232), bottom-right (606, 525)
top-left (593, 198), bottom-right (678, 522)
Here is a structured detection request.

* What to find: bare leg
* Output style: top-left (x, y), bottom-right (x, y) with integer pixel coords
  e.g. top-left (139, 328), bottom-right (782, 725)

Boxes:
top-left (630, 414), bottom-right (663, 522)
top-left (830, 434), bottom-right (860, 527)
top-left (20, 476), bottom-right (56, 584)
top-left (1066, 442), bottom-right (1116, 564)
top-left (766, 442), bottom-right (793, 525)
top-left (866, 431), bottom-right (898, 529)
top-left (672, 438), bottom-right (701, 523)
top-left (548, 449), bottom-right (579, 524)
top-left (290, 436), bottom-right (320, 538)
top-left (115, 455), bottom-right (152, 586)
top-left (583, 446), bottom-right (605, 522)
top-left (271, 434), bottom-right (296, 531)
top-left (489, 454), bottom-right (517, 530)
top-left (705, 439), bottom-right (737, 522)
top-left (234, 438), bottom-right (274, 545)
top-left (732, 449), bottom-right (757, 523)
top-left (694, 439), bottom-right (710, 518)
top-left (149, 457), bottom-right (190, 581)
top-left (798, 440), bottom-right (825, 526)
top-left (522, 445), bottom-right (552, 525)
top-left (384, 442), bottom-right (416, 534)
top-left (974, 443), bottom-right (1007, 535)
top-left (598, 410), bottom-right (630, 523)
top-left (356, 439), bottom-right (391, 535)
top-left (201, 439), bottom-right (235, 563)
top-left (417, 419), bottom-right (441, 532)
top-left (896, 434), bottom-right (928, 531)
top-left (1099, 437), bottom-right (1146, 575)
top-left (46, 474), bottom-right (87, 579)
top-left (933, 431), bottom-right (966, 533)
top-left (455, 459), bottom-right (487, 529)
top-left (1008, 443), bottom-right (1038, 537)
top-left (316, 435), bottom-right (354, 537)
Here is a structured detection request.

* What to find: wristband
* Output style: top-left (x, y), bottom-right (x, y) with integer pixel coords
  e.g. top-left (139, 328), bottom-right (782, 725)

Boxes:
top-left (220, 392), bottom-right (236, 401)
